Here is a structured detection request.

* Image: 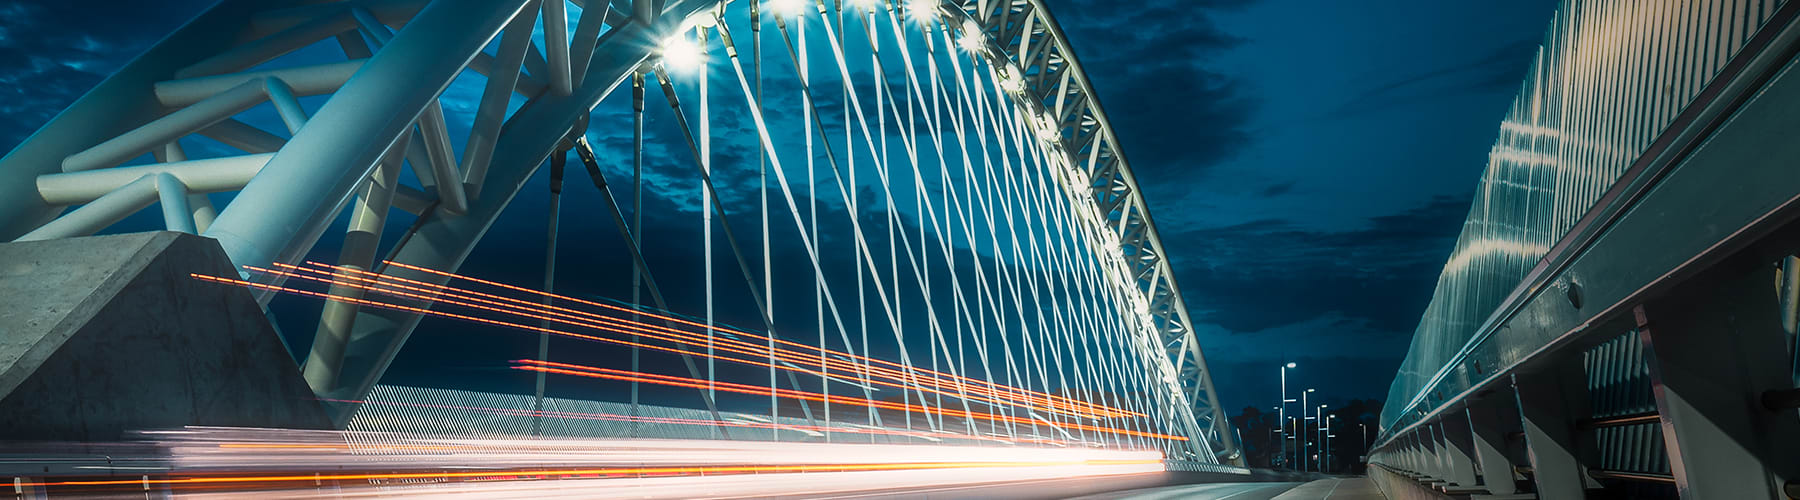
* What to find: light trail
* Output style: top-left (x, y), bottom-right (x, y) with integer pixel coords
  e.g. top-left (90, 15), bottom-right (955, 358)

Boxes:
top-left (363, 261), bottom-right (1135, 419)
top-left (325, 397), bottom-right (1056, 445)
top-left (20, 459), bottom-right (1162, 488)
top-left (192, 271), bottom-right (1165, 443)
top-left (20, 430), bottom-right (1167, 497)
top-left (379, 260), bottom-right (1135, 418)
top-left (256, 263), bottom-right (1125, 421)
top-left (515, 359), bottom-right (1188, 441)
top-left (259, 261), bottom-right (1140, 420)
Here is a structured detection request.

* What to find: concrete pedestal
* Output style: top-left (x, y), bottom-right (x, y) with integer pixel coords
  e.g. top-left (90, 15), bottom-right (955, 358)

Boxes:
top-left (0, 231), bottom-right (329, 441)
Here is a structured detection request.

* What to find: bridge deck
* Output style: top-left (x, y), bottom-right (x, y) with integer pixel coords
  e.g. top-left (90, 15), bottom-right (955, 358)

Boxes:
top-left (1271, 478), bottom-right (1384, 500)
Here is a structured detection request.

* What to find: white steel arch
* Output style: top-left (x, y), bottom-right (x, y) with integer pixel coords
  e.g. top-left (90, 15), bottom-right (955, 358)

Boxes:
top-left (0, 0), bottom-right (1239, 465)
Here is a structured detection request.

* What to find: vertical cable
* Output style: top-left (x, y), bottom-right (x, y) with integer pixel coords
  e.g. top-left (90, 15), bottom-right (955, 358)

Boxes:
top-left (533, 146), bottom-right (565, 437)
top-left (841, 0), bottom-right (874, 437)
top-left (870, 5), bottom-right (903, 435)
top-left (753, 0), bottom-right (778, 440)
top-left (630, 71), bottom-right (645, 426)
top-left (699, 26), bottom-right (717, 439)
top-left (800, 11), bottom-right (827, 442)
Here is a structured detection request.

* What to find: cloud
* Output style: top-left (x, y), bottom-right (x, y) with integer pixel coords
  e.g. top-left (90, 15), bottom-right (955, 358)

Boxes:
top-left (1039, 0), bottom-right (1259, 182)
top-left (0, 1), bottom-right (214, 153)
top-left (1258, 181), bottom-right (1295, 197)
top-left (1327, 39), bottom-right (1539, 118)
top-left (1166, 194), bottom-right (1471, 335)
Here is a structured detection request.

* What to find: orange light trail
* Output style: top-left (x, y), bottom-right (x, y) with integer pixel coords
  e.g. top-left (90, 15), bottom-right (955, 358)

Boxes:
top-left (195, 266), bottom-right (1170, 443)
top-left (324, 397), bottom-right (1067, 446)
top-left (256, 264), bottom-right (1109, 421)
top-left (378, 260), bottom-right (1135, 418)
top-left (193, 272), bottom-right (1155, 442)
top-left (307, 261), bottom-right (1117, 418)
top-left (19, 459), bottom-right (1164, 488)
top-left (514, 359), bottom-right (1188, 441)
top-left (257, 262), bottom-right (1139, 421)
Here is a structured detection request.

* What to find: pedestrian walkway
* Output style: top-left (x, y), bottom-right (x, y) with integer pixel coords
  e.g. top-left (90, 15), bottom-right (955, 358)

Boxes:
top-left (1271, 477), bottom-right (1385, 500)
top-left (1069, 481), bottom-right (1299, 500)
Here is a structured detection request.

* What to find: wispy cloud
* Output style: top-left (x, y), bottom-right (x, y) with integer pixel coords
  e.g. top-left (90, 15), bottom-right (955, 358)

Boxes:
top-left (1327, 39), bottom-right (1538, 119)
top-left (1164, 194), bottom-right (1470, 335)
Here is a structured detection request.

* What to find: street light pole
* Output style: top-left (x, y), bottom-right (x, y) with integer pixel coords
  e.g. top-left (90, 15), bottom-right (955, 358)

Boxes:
top-left (1324, 414), bottom-right (1336, 473)
top-left (1300, 388), bottom-right (1314, 471)
top-left (1316, 404), bottom-right (1327, 472)
top-left (1279, 363), bottom-right (1295, 469)
top-left (1288, 416), bottom-right (1298, 471)
top-left (1359, 422), bottom-right (1368, 467)
top-left (1269, 406), bottom-right (1280, 468)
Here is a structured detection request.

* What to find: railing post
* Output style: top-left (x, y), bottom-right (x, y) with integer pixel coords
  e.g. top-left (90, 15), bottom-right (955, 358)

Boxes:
top-left (1467, 402), bottom-right (1520, 495)
top-left (1439, 411), bottom-right (1480, 488)
top-left (1435, 422), bottom-right (1456, 481)
top-left (1408, 433), bottom-right (1423, 474)
top-left (1635, 268), bottom-right (1800, 500)
top-left (1399, 434), bottom-right (1414, 473)
top-left (1514, 361), bottom-right (1598, 498)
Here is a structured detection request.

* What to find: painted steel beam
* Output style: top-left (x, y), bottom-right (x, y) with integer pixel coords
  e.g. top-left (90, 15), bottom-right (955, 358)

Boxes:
top-left (328, 0), bottom-right (714, 413)
top-left (955, 0), bottom-right (1240, 464)
top-left (204, 0), bottom-right (530, 284)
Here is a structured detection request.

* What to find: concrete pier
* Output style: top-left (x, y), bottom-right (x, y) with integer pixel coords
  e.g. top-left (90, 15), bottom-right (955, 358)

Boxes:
top-left (0, 231), bottom-right (329, 441)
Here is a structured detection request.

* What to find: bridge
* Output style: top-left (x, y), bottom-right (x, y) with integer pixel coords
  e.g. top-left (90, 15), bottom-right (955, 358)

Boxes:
top-left (0, 0), bottom-right (1267, 496)
top-left (1366, 1), bottom-right (1800, 499)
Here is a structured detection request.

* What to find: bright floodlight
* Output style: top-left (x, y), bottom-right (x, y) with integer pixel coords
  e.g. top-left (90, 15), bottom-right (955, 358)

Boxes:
top-left (768, 0), bottom-right (806, 17)
top-left (1286, 362), bottom-right (1297, 368)
top-left (661, 35), bottom-right (705, 72)
top-left (957, 19), bottom-right (983, 52)
top-left (905, 0), bottom-right (936, 22)
top-left (997, 64), bottom-right (1025, 93)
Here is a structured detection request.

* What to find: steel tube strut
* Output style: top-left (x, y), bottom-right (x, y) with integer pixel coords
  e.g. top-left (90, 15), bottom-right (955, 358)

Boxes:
top-left (302, 132), bottom-right (409, 393)
top-left (204, 0), bottom-right (528, 284)
top-left (533, 145), bottom-right (566, 436)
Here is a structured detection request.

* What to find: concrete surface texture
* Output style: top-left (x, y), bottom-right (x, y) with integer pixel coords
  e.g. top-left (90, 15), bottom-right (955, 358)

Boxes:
top-left (1084, 481), bottom-right (1301, 500)
top-left (1272, 478), bottom-right (1387, 500)
top-left (0, 231), bottom-right (330, 441)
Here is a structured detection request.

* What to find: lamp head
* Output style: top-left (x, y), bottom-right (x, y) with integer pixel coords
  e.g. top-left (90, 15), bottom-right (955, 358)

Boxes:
top-left (660, 34), bottom-right (705, 72)
top-left (767, 0), bottom-right (807, 17)
top-left (905, 0), bottom-right (936, 22)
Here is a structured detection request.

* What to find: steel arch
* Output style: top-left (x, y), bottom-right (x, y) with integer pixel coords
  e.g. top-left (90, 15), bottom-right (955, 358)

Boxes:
top-left (0, 0), bottom-right (1238, 464)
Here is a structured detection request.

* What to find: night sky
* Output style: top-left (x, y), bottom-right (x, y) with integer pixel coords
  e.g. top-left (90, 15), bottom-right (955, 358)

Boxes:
top-left (3, 0), bottom-right (1558, 415)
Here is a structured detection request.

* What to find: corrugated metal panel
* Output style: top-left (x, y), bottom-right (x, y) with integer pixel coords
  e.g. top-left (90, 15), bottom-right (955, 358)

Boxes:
top-left (1382, 0), bottom-right (1790, 429)
top-left (1583, 332), bottom-right (1668, 475)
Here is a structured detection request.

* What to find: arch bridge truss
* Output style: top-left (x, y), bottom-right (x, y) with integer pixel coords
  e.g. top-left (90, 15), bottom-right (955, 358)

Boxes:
top-left (0, 0), bottom-right (1240, 465)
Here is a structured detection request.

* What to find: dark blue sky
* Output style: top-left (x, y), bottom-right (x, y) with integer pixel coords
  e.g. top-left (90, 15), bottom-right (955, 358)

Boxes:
top-left (2, 0), bottom-right (1558, 414)
top-left (1040, 0), bottom-right (1557, 410)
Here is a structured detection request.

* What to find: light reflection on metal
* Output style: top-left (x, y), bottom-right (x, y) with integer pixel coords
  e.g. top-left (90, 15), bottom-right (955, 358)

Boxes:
top-left (1377, 0), bottom-right (1798, 451)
